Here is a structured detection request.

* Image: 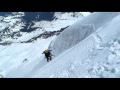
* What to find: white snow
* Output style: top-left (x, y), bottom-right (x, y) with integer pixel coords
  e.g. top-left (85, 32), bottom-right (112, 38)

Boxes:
top-left (33, 12), bottom-right (84, 31)
top-left (81, 12), bottom-right (91, 17)
top-left (0, 13), bottom-right (25, 42)
top-left (0, 23), bottom-right (8, 31)
top-left (0, 36), bottom-right (56, 77)
top-left (29, 12), bottom-right (120, 78)
top-left (50, 12), bottom-right (120, 56)
top-left (3, 12), bottom-right (120, 78)
top-left (16, 28), bottom-right (44, 42)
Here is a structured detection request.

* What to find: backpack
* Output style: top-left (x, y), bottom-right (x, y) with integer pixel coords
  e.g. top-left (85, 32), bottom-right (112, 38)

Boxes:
top-left (44, 50), bottom-right (49, 53)
top-left (43, 49), bottom-right (52, 54)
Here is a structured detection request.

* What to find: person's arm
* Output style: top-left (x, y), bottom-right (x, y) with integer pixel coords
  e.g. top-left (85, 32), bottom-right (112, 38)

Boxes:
top-left (50, 53), bottom-right (54, 56)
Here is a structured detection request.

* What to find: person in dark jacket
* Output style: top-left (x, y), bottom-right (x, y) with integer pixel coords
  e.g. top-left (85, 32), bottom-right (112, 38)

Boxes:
top-left (42, 49), bottom-right (53, 62)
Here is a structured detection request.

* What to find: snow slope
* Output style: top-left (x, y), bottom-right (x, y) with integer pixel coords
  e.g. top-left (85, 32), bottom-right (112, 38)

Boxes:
top-left (4, 12), bottom-right (120, 78)
top-left (51, 12), bottom-right (120, 56)
top-left (3, 12), bottom-right (120, 78)
top-left (0, 12), bottom-right (89, 78)
top-left (0, 36), bottom-right (56, 77)
top-left (29, 12), bottom-right (120, 78)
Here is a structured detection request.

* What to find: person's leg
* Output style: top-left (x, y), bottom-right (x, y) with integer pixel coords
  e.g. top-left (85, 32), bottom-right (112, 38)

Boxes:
top-left (47, 57), bottom-right (49, 62)
top-left (49, 56), bottom-right (52, 60)
top-left (45, 55), bottom-right (49, 62)
top-left (48, 53), bottom-right (52, 61)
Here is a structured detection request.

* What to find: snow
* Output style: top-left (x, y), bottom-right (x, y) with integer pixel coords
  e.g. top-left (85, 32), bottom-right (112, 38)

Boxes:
top-left (33, 12), bottom-right (84, 31)
top-left (0, 12), bottom-right (86, 78)
top-left (81, 12), bottom-right (91, 17)
top-left (3, 12), bottom-right (120, 78)
top-left (0, 36), bottom-right (56, 77)
top-left (50, 12), bottom-right (120, 56)
top-left (30, 12), bottom-right (120, 78)
top-left (16, 28), bottom-right (44, 42)
top-left (0, 13), bottom-right (25, 42)
top-left (0, 23), bottom-right (8, 31)
top-left (27, 13), bottom-right (120, 78)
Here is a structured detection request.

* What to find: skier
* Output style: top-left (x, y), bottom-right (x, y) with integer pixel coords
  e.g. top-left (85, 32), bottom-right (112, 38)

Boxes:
top-left (42, 49), bottom-right (53, 62)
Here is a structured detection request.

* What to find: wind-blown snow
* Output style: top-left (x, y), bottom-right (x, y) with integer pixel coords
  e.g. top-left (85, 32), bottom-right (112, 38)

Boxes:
top-left (51, 12), bottom-right (120, 56)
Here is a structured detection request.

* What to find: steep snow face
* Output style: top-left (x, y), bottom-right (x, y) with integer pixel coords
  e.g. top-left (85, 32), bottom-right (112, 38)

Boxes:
top-left (3, 12), bottom-right (120, 78)
top-left (0, 12), bottom-right (88, 78)
top-left (51, 12), bottom-right (120, 56)
top-left (30, 13), bottom-right (120, 78)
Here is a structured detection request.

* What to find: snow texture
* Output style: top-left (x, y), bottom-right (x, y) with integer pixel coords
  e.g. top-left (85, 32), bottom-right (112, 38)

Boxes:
top-left (3, 12), bottom-right (120, 78)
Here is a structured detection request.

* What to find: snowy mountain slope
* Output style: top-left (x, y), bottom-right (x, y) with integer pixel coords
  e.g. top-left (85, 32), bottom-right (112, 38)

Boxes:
top-left (0, 12), bottom-right (84, 43)
top-left (32, 12), bottom-right (85, 31)
top-left (0, 12), bottom-right (90, 78)
top-left (0, 12), bottom-right (25, 43)
top-left (4, 12), bottom-right (120, 78)
top-left (16, 12), bottom-right (84, 43)
top-left (0, 36), bottom-right (56, 77)
top-left (50, 12), bottom-right (120, 56)
top-left (29, 13), bottom-right (120, 78)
